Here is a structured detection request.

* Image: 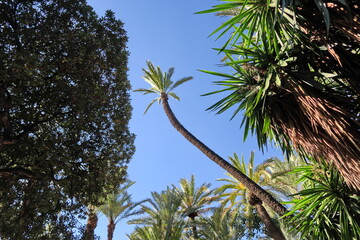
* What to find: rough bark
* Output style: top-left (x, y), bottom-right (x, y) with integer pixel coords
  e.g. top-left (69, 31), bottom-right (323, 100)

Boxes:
top-left (107, 220), bottom-right (115, 240)
top-left (83, 210), bottom-right (98, 240)
top-left (160, 93), bottom-right (287, 216)
top-left (249, 193), bottom-right (286, 240)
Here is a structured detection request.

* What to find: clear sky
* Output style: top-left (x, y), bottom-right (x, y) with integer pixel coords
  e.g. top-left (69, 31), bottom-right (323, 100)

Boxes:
top-left (86, 0), bottom-right (282, 239)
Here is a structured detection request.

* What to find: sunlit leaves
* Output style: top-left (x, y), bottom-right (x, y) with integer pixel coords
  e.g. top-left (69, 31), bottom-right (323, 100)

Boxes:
top-left (284, 162), bottom-right (360, 240)
top-left (134, 61), bottom-right (193, 114)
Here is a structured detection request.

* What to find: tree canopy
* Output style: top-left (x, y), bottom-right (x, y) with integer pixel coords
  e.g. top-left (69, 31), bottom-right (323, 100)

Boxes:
top-left (0, 0), bottom-right (135, 238)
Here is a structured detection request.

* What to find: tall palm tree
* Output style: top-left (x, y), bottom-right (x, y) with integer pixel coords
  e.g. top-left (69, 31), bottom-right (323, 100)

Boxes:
top-left (98, 180), bottom-right (146, 240)
top-left (173, 175), bottom-right (219, 239)
top-left (134, 61), bottom-right (287, 218)
top-left (216, 152), bottom-right (287, 240)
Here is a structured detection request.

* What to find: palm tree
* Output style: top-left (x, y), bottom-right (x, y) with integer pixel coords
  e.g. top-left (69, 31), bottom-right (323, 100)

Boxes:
top-left (134, 61), bottom-right (287, 218)
top-left (173, 175), bottom-right (219, 239)
top-left (216, 152), bottom-right (287, 240)
top-left (196, 206), bottom-right (247, 240)
top-left (98, 180), bottom-right (146, 240)
top-left (129, 187), bottom-right (186, 240)
top-left (199, 0), bottom-right (360, 191)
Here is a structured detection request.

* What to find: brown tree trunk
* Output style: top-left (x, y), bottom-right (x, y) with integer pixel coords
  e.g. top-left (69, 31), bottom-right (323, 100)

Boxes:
top-left (249, 193), bottom-right (286, 240)
top-left (83, 209), bottom-right (98, 240)
top-left (189, 214), bottom-right (199, 239)
top-left (108, 220), bottom-right (116, 240)
top-left (160, 93), bottom-right (287, 216)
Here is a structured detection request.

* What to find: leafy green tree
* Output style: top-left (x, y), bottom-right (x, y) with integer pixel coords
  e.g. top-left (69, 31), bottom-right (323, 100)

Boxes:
top-left (0, 0), bottom-right (135, 237)
top-left (135, 61), bottom-right (287, 218)
top-left (129, 187), bottom-right (186, 240)
top-left (216, 152), bottom-right (287, 240)
top-left (284, 161), bottom-right (360, 240)
top-left (173, 175), bottom-right (219, 239)
top-left (200, 0), bottom-right (360, 190)
top-left (98, 181), bottom-right (147, 240)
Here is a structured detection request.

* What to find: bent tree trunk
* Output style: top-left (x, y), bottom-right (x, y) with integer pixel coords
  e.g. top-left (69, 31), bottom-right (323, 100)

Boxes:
top-left (249, 193), bottom-right (286, 240)
top-left (160, 92), bottom-right (287, 216)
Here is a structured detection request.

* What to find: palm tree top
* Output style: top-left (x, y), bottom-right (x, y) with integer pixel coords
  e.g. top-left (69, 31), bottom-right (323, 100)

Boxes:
top-left (134, 61), bottom-right (193, 114)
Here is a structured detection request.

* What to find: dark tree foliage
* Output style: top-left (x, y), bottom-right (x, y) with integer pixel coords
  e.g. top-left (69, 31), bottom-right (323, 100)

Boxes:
top-left (0, 0), bottom-right (135, 238)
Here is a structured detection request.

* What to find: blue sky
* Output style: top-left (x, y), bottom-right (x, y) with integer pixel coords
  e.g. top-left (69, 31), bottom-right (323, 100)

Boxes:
top-left (87, 0), bottom-right (282, 238)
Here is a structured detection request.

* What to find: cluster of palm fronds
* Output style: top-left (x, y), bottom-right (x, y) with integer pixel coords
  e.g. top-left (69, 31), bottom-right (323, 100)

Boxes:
top-left (284, 160), bottom-right (360, 240)
top-left (199, 0), bottom-right (360, 190)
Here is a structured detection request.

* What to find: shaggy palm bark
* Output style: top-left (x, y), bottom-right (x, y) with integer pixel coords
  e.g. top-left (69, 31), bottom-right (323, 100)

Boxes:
top-left (107, 220), bottom-right (115, 240)
top-left (248, 193), bottom-right (286, 240)
top-left (83, 210), bottom-right (98, 240)
top-left (270, 81), bottom-right (360, 190)
top-left (285, 0), bottom-right (360, 190)
top-left (160, 93), bottom-right (287, 216)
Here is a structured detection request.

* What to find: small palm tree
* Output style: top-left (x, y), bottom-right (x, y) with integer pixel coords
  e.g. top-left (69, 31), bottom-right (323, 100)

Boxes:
top-left (196, 206), bottom-right (246, 240)
top-left (134, 61), bottom-right (287, 217)
top-left (129, 187), bottom-right (186, 240)
top-left (173, 175), bottom-right (219, 239)
top-left (98, 180), bottom-right (146, 240)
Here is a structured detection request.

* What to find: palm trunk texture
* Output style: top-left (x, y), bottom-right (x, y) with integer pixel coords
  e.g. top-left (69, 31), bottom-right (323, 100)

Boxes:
top-left (249, 193), bottom-right (286, 240)
top-left (83, 211), bottom-right (98, 240)
top-left (160, 93), bottom-right (287, 216)
top-left (107, 220), bottom-right (115, 240)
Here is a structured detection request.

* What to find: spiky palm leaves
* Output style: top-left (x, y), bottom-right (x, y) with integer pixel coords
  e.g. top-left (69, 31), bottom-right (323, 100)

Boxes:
top-left (200, 0), bottom-right (360, 190)
top-left (284, 161), bottom-right (360, 240)
top-left (134, 61), bottom-right (193, 114)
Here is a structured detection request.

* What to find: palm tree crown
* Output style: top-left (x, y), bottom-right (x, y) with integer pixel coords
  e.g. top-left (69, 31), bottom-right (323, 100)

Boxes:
top-left (134, 61), bottom-right (193, 114)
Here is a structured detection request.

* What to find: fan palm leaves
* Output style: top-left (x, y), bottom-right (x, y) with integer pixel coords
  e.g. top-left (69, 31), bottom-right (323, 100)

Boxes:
top-left (135, 61), bottom-right (287, 218)
top-left (200, 0), bottom-right (360, 190)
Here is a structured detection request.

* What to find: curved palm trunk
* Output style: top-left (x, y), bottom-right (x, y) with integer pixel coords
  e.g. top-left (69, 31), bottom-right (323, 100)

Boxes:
top-left (84, 210), bottom-right (98, 240)
top-left (160, 93), bottom-right (287, 216)
top-left (249, 193), bottom-right (286, 240)
top-left (107, 220), bottom-right (115, 240)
